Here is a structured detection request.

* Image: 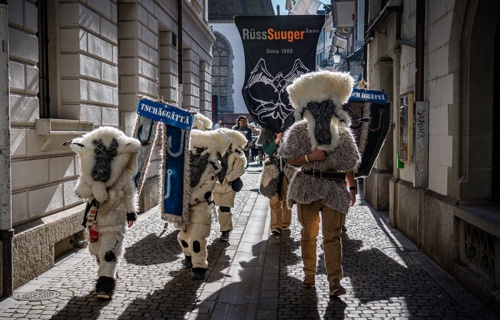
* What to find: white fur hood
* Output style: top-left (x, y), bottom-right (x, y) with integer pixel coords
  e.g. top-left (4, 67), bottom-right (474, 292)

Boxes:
top-left (286, 71), bottom-right (354, 125)
top-left (65, 126), bottom-right (141, 203)
top-left (193, 113), bottom-right (213, 130)
top-left (216, 128), bottom-right (247, 154)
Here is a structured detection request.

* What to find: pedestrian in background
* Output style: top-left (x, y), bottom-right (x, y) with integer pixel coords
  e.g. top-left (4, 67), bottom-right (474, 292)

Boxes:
top-left (278, 71), bottom-right (360, 298)
top-left (257, 128), bottom-right (294, 236)
top-left (213, 119), bottom-right (223, 129)
top-left (232, 116), bottom-right (252, 167)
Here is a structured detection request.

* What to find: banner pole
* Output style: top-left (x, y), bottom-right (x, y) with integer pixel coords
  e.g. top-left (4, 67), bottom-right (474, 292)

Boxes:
top-left (177, 0), bottom-right (183, 109)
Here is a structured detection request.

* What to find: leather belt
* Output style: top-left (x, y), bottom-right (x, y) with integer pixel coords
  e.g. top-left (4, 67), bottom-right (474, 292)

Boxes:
top-left (302, 169), bottom-right (345, 181)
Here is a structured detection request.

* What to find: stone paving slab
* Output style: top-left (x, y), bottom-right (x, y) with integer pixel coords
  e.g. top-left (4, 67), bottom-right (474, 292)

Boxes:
top-left (0, 161), bottom-right (497, 319)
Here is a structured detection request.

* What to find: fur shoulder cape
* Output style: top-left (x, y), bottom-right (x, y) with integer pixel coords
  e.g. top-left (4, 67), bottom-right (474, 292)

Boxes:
top-left (256, 128), bottom-right (275, 146)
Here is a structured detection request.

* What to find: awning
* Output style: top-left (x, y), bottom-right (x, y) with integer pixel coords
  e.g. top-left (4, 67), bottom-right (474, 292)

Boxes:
top-left (346, 47), bottom-right (363, 62)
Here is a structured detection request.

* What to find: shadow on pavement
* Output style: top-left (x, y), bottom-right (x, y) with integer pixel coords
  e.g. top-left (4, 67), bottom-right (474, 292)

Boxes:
top-left (115, 234), bottom-right (231, 319)
top-left (279, 229), bottom-right (347, 319)
top-left (194, 239), bottom-right (321, 319)
top-left (116, 267), bottom-right (204, 319)
top-left (123, 229), bottom-right (181, 265)
top-left (326, 297), bottom-right (348, 319)
top-left (342, 232), bottom-right (414, 304)
top-left (280, 228), bottom-right (302, 267)
top-left (342, 207), bottom-right (463, 319)
top-left (51, 292), bottom-right (111, 319)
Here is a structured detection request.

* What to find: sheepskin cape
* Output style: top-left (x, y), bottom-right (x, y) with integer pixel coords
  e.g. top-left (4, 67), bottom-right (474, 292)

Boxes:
top-left (66, 126), bottom-right (141, 241)
top-left (257, 128), bottom-right (297, 198)
top-left (188, 129), bottom-right (230, 207)
top-left (213, 128), bottom-right (247, 206)
top-left (256, 127), bottom-right (275, 147)
top-left (279, 120), bottom-right (360, 213)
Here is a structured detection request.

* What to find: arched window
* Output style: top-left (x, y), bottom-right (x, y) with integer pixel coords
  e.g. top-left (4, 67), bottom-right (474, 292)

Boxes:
top-left (212, 34), bottom-right (232, 114)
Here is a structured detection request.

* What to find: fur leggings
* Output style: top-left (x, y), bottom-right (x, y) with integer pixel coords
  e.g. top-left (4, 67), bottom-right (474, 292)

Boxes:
top-left (177, 222), bottom-right (211, 269)
top-left (89, 230), bottom-right (124, 279)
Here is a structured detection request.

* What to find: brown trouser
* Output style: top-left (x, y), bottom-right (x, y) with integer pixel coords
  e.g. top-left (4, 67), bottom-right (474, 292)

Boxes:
top-left (297, 200), bottom-right (345, 285)
top-left (269, 177), bottom-right (292, 230)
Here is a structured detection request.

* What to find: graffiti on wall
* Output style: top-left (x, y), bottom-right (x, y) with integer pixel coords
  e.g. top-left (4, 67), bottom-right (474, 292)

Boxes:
top-left (414, 101), bottom-right (428, 188)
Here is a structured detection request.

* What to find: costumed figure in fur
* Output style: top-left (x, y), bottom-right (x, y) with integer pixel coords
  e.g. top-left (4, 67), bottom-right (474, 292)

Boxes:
top-left (177, 129), bottom-right (230, 280)
top-left (192, 112), bottom-right (213, 131)
top-left (278, 71), bottom-right (360, 297)
top-left (64, 126), bottom-right (141, 299)
top-left (213, 128), bottom-right (247, 242)
top-left (257, 128), bottom-right (297, 236)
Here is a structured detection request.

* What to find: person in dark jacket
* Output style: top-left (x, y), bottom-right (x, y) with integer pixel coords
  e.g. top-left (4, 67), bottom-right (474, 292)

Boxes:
top-left (232, 116), bottom-right (252, 166)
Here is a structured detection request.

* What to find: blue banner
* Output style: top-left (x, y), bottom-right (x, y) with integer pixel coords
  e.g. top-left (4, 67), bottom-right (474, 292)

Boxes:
top-left (162, 125), bottom-right (186, 218)
top-left (136, 99), bottom-right (193, 130)
top-left (350, 89), bottom-right (388, 104)
top-left (135, 98), bottom-right (191, 224)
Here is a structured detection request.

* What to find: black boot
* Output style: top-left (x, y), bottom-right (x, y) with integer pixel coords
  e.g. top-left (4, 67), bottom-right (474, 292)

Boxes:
top-left (95, 276), bottom-right (115, 299)
top-left (184, 255), bottom-right (193, 269)
top-left (192, 267), bottom-right (207, 280)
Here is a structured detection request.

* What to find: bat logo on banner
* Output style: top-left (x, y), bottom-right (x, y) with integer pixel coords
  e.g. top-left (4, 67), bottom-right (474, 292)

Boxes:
top-left (244, 58), bottom-right (309, 130)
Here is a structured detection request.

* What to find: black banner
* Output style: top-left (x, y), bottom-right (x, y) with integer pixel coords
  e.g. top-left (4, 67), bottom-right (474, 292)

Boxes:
top-left (236, 15), bottom-right (324, 133)
top-left (348, 89), bottom-right (392, 178)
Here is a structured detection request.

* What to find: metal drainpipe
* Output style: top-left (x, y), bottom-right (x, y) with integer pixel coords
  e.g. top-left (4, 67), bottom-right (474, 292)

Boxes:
top-left (177, 0), bottom-right (184, 108)
top-left (415, 0), bottom-right (425, 247)
top-left (362, 0), bottom-right (369, 80)
top-left (0, 0), bottom-right (14, 298)
top-left (415, 0), bottom-right (425, 101)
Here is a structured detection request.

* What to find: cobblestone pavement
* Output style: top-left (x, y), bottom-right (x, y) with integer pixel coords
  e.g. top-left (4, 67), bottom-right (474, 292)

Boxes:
top-left (0, 161), bottom-right (497, 319)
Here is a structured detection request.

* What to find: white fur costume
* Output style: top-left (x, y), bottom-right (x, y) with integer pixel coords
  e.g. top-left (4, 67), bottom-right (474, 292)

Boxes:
top-left (66, 126), bottom-right (141, 298)
top-left (279, 71), bottom-right (360, 212)
top-left (213, 128), bottom-right (248, 232)
top-left (192, 112), bottom-right (213, 131)
top-left (177, 129), bottom-right (230, 278)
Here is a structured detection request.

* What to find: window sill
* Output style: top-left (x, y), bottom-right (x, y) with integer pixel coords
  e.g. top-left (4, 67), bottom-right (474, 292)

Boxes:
top-left (35, 119), bottom-right (94, 151)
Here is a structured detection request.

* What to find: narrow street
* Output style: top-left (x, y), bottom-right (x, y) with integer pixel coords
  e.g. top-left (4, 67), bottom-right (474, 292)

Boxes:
top-left (0, 161), bottom-right (496, 319)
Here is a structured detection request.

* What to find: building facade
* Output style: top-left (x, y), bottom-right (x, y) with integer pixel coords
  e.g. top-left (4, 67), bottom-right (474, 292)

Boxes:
top-left (358, 0), bottom-right (500, 311)
top-left (315, 7), bottom-right (335, 71)
top-left (0, 0), bottom-right (214, 295)
top-left (208, 0), bottom-right (274, 124)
